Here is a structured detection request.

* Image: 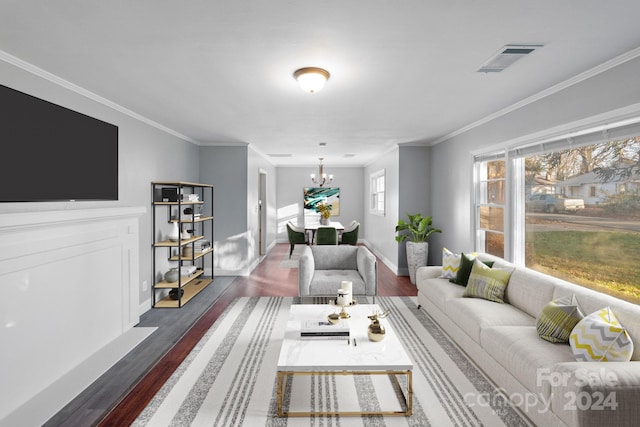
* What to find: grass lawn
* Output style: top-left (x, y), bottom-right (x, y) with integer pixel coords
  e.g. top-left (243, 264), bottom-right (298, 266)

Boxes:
top-left (526, 230), bottom-right (640, 304)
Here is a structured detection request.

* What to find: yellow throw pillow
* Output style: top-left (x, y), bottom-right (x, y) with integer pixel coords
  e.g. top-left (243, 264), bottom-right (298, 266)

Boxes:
top-left (462, 258), bottom-right (512, 303)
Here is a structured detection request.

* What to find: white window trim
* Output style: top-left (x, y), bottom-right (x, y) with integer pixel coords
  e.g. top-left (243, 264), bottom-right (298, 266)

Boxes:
top-left (369, 169), bottom-right (385, 216)
top-left (474, 112), bottom-right (640, 266)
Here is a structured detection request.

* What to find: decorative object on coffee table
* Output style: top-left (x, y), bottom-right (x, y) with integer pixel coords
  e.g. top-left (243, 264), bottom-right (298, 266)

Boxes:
top-left (367, 309), bottom-right (390, 342)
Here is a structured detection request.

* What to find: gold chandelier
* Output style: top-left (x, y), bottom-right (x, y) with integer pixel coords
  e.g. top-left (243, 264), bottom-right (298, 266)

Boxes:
top-left (310, 158), bottom-right (333, 187)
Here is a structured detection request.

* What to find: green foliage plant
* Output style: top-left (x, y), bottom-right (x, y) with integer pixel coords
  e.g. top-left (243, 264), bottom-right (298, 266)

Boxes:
top-left (316, 202), bottom-right (332, 219)
top-left (395, 213), bottom-right (441, 243)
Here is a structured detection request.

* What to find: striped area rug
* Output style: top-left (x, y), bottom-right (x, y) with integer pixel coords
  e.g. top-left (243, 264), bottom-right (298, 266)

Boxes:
top-left (132, 297), bottom-right (532, 427)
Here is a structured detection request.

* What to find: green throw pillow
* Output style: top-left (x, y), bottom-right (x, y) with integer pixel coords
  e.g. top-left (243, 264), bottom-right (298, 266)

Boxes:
top-left (536, 295), bottom-right (584, 344)
top-left (449, 253), bottom-right (493, 286)
top-left (462, 258), bottom-right (512, 303)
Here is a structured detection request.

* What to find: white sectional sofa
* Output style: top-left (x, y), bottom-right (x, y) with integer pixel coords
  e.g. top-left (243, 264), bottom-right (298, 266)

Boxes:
top-left (416, 253), bottom-right (640, 427)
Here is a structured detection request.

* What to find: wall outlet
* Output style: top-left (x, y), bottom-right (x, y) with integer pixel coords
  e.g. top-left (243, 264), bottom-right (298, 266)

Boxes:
top-left (142, 280), bottom-right (148, 291)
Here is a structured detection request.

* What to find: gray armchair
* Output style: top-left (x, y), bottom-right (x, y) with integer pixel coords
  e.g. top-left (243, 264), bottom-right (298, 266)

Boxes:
top-left (298, 245), bottom-right (377, 297)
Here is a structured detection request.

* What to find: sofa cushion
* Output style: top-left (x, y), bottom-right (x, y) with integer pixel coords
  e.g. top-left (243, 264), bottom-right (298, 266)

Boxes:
top-left (446, 297), bottom-right (535, 344)
top-left (536, 294), bottom-right (584, 343)
top-left (417, 276), bottom-right (465, 308)
top-left (504, 267), bottom-right (557, 318)
top-left (550, 361), bottom-right (640, 427)
top-left (570, 307), bottom-right (634, 362)
top-left (308, 270), bottom-right (365, 296)
top-left (482, 326), bottom-right (576, 397)
top-left (463, 259), bottom-right (513, 303)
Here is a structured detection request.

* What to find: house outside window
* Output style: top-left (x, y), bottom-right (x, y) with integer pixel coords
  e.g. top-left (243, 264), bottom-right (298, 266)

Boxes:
top-left (474, 130), bottom-right (640, 305)
top-left (370, 169), bottom-right (385, 215)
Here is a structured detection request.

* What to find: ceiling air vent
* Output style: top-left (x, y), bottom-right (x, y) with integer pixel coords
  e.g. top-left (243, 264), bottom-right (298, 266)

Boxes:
top-left (477, 44), bottom-right (543, 73)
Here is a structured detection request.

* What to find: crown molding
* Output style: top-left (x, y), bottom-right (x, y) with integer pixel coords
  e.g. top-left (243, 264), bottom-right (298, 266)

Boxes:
top-left (432, 46), bottom-right (640, 146)
top-left (0, 49), bottom-right (199, 145)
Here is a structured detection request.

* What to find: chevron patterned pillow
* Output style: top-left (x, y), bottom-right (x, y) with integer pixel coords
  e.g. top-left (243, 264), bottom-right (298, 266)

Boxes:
top-left (440, 248), bottom-right (461, 279)
top-left (570, 307), bottom-right (634, 362)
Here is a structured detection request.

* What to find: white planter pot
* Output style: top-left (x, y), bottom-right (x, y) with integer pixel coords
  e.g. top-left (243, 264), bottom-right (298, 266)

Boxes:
top-left (406, 241), bottom-right (428, 285)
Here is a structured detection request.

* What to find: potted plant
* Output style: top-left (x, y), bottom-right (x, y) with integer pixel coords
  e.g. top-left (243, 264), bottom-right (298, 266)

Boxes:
top-left (317, 202), bottom-right (332, 225)
top-left (395, 213), bottom-right (441, 284)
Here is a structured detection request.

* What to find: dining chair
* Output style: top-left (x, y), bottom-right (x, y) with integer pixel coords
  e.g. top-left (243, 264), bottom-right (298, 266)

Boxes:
top-left (286, 221), bottom-right (308, 257)
top-left (339, 220), bottom-right (359, 245)
top-left (315, 226), bottom-right (338, 245)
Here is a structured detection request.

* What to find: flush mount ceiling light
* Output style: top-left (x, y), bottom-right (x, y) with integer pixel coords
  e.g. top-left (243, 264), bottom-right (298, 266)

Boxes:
top-left (293, 67), bottom-right (330, 93)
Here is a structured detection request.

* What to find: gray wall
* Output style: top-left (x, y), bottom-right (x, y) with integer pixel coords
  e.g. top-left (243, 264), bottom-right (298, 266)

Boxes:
top-left (0, 58), bottom-right (200, 310)
top-left (247, 147), bottom-right (278, 261)
top-left (363, 148), bottom-right (400, 271)
top-left (198, 145), bottom-right (250, 275)
top-left (397, 145), bottom-right (433, 270)
top-left (0, 58), bottom-right (283, 308)
top-left (428, 55), bottom-right (640, 264)
top-left (276, 166), bottom-right (365, 240)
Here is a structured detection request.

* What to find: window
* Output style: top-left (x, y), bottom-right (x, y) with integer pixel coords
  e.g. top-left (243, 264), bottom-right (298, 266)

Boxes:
top-left (474, 121), bottom-right (640, 305)
top-left (370, 169), bottom-right (385, 215)
top-left (474, 154), bottom-right (506, 258)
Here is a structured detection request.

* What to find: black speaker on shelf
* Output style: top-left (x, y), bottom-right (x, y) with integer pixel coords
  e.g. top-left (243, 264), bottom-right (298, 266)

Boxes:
top-left (169, 288), bottom-right (184, 300)
top-left (161, 188), bottom-right (178, 202)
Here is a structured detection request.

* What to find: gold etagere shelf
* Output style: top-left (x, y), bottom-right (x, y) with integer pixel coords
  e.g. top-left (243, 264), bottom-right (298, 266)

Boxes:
top-left (151, 181), bottom-right (214, 308)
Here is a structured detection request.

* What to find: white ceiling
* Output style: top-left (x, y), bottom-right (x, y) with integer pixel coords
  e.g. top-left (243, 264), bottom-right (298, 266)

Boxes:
top-left (2, 1), bottom-right (640, 167)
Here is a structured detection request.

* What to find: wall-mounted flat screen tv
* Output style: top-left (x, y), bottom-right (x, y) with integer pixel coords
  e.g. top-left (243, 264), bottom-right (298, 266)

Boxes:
top-left (0, 84), bottom-right (118, 202)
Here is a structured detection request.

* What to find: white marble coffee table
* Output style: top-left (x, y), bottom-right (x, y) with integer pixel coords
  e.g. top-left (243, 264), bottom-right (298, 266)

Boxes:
top-left (276, 303), bottom-right (413, 417)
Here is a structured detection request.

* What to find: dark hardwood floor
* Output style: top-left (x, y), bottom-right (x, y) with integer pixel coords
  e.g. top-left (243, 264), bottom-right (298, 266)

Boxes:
top-left (98, 243), bottom-right (415, 426)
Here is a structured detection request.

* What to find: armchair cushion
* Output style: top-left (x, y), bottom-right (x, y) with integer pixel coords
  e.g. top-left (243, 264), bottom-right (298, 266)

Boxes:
top-left (298, 245), bottom-right (377, 297)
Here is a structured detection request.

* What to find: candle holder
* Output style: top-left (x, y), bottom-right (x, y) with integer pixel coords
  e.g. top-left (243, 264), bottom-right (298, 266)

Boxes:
top-left (329, 296), bottom-right (357, 319)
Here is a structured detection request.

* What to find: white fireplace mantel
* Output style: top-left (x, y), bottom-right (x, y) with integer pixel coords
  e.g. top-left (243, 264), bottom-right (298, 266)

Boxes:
top-left (0, 206), bottom-right (147, 424)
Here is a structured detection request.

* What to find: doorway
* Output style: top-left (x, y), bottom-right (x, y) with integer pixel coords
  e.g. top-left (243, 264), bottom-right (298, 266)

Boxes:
top-left (259, 170), bottom-right (267, 256)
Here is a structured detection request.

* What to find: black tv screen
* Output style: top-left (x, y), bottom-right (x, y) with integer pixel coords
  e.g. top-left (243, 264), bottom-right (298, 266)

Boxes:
top-left (0, 84), bottom-right (118, 202)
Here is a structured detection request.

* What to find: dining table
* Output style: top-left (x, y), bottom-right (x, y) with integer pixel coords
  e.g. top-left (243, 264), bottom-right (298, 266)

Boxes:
top-left (304, 221), bottom-right (344, 243)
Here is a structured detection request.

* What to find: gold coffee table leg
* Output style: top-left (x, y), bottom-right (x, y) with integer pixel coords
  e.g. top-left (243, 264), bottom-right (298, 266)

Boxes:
top-left (276, 370), bottom-right (412, 417)
top-left (276, 371), bottom-right (284, 417)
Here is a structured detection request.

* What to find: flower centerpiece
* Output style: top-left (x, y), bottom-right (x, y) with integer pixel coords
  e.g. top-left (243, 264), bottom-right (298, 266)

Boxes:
top-left (316, 202), bottom-right (332, 225)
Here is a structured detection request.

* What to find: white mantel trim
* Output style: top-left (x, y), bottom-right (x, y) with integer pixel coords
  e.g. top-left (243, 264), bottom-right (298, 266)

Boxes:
top-left (0, 206), bottom-right (145, 230)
